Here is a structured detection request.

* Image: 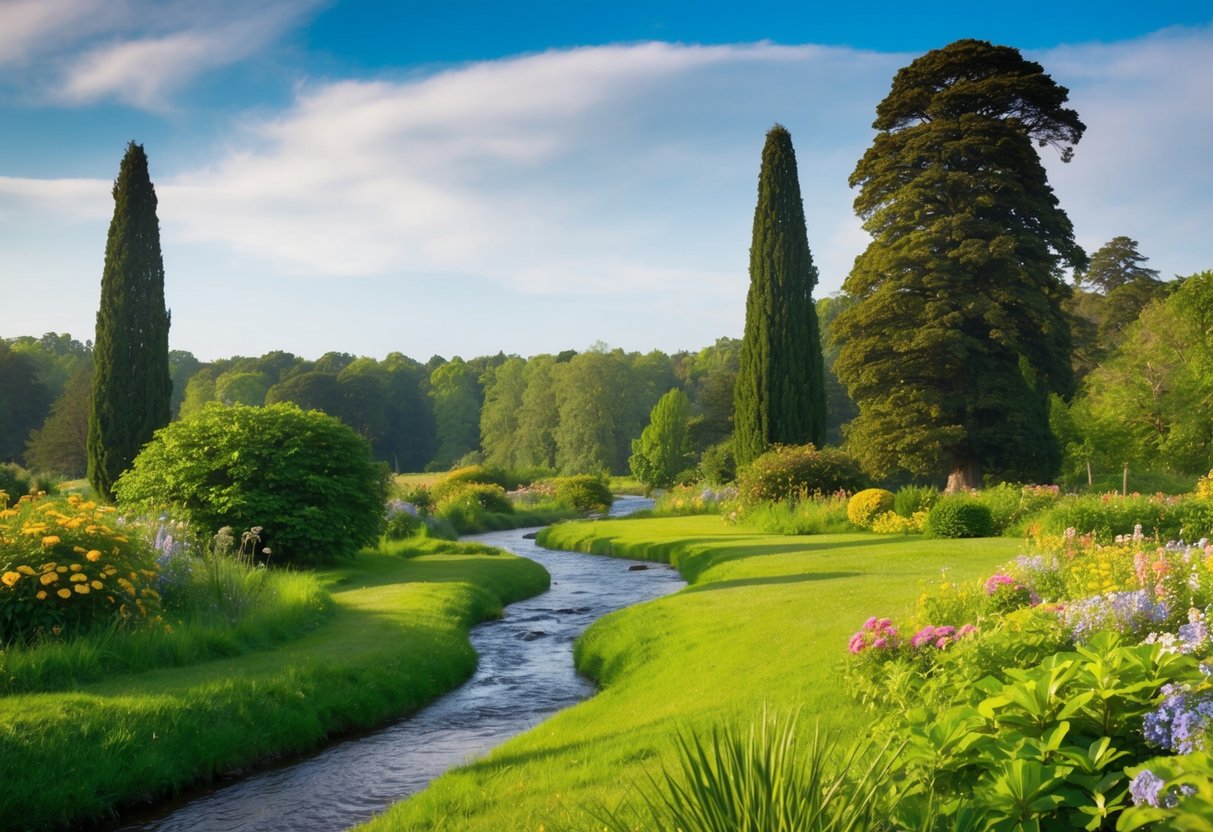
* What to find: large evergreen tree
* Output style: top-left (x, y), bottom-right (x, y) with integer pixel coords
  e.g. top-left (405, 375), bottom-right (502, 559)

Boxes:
top-left (833, 40), bottom-right (1086, 490)
top-left (733, 124), bottom-right (826, 468)
top-left (88, 142), bottom-right (172, 501)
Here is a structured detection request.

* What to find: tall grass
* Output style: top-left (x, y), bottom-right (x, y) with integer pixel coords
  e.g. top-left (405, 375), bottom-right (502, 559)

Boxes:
top-left (739, 494), bottom-right (857, 535)
top-left (594, 709), bottom-right (905, 832)
top-left (0, 556), bottom-right (329, 694)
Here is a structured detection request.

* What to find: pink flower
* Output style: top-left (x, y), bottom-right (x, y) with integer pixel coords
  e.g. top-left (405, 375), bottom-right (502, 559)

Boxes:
top-left (984, 573), bottom-right (1016, 595)
top-left (872, 637), bottom-right (888, 649)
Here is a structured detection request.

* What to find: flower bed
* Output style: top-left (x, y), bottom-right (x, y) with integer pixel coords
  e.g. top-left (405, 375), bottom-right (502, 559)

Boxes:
top-left (844, 527), bottom-right (1213, 827)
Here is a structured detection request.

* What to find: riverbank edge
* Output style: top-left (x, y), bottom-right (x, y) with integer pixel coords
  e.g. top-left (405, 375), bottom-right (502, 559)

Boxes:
top-left (351, 518), bottom-right (1019, 831)
top-left (0, 547), bottom-right (550, 831)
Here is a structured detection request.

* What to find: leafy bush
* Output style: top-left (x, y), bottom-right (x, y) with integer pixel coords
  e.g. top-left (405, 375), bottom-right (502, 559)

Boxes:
top-left (699, 439), bottom-right (736, 485)
top-left (1, 494), bottom-right (161, 642)
top-left (735, 444), bottom-right (865, 510)
top-left (434, 482), bottom-right (514, 516)
top-left (0, 463), bottom-right (33, 500)
top-left (383, 499), bottom-right (424, 540)
top-left (893, 484), bottom-right (938, 517)
top-left (1027, 493), bottom-right (1213, 542)
top-left (1196, 470), bottom-right (1213, 501)
top-left (869, 510), bottom-right (925, 535)
top-left (552, 475), bottom-right (613, 513)
top-left (430, 465), bottom-right (522, 502)
top-left (847, 488), bottom-right (895, 528)
top-left (114, 403), bottom-right (389, 564)
top-left (924, 495), bottom-right (995, 538)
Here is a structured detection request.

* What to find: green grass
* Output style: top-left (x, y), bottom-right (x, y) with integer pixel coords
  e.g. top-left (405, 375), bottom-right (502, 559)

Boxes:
top-left (0, 565), bottom-right (329, 694)
top-left (356, 515), bottom-right (1022, 831)
top-left (0, 542), bottom-right (549, 830)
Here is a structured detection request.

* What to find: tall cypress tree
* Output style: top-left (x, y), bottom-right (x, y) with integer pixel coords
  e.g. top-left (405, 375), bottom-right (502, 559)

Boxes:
top-left (88, 142), bottom-right (172, 501)
top-left (733, 124), bottom-right (826, 468)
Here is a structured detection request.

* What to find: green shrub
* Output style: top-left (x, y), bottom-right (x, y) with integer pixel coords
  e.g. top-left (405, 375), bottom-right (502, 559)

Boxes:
top-left (698, 440), bottom-right (736, 485)
top-left (735, 444), bottom-right (865, 510)
top-left (552, 475), bottom-right (613, 513)
top-left (430, 465), bottom-right (528, 503)
top-left (847, 488), bottom-right (895, 528)
top-left (1029, 493), bottom-right (1191, 541)
top-left (434, 482), bottom-right (514, 516)
top-left (924, 496), bottom-right (995, 538)
top-left (0, 464), bottom-right (31, 500)
top-left (114, 403), bottom-right (389, 564)
top-left (893, 484), bottom-right (938, 518)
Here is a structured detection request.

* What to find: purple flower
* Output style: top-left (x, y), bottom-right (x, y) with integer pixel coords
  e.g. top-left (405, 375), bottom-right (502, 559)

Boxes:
top-left (1129, 769), bottom-right (1166, 807)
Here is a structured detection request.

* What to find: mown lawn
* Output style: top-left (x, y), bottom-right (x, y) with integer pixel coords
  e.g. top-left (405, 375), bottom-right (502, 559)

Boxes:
top-left (0, 546), bottom-right (549, 831)
top-left (358, 515), bottom-right (1022, 831)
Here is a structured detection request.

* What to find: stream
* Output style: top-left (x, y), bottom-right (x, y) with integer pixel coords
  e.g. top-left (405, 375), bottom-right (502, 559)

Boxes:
top-left (110, 496), bottom-right (683, 832)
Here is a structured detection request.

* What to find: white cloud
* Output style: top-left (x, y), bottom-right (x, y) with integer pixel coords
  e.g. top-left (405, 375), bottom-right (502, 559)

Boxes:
top-left (154, 42), bottom-right (898, 297)
top-left (0, 0), bottom-right (110, 65)
top-left (0, 0), bottom-right (320, 108)
top-left (1037, 25), bottom-right (1213, 277)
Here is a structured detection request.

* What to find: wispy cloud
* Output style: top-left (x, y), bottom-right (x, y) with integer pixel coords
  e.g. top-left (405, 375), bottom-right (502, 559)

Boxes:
top-left (0, 0), bottom-right (321, 108)
top-left (2, 30), bottom-right (1209, 355)
top-left (155, 41), bottom-right (897, 294)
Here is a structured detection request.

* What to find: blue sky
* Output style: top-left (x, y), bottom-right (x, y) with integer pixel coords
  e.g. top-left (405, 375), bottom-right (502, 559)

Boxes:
top-left (2, 1), bottom-right (1211, 362)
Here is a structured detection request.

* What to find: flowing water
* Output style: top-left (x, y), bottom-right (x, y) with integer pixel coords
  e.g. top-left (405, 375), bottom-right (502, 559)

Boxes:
top-left (111, 496), bottom-right (682, 832)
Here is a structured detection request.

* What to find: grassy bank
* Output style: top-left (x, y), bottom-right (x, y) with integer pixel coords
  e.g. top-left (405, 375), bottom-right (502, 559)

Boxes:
top-left (357, 515), bottom-right (1022, 831)
top-left (0, 543), bottom-right (549, 831)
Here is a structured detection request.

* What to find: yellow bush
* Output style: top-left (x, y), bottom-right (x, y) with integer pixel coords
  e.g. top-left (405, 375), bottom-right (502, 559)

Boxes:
top-left (870, 510), bottom-right (926, 534)
top-left (847, 488), bottom-right (896, 528)
top-left (0, 494), bottom-right (161, 642)
top-left (1196, 470), bottom-right (1213, 500)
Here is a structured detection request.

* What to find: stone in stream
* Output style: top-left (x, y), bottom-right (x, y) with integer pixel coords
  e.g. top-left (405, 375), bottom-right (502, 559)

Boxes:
top-left (627, 564), bottom-right (649, 571)
top-left (522, 532), bottom-right (538, 540)
top-left (523, 630), bottom-right (547, 640)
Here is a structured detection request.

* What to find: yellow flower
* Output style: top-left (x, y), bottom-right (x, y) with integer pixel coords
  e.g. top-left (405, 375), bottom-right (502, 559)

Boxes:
top-left (70, 573), bottom-right (88, 583)
top-left (36, 590), bottom-right (47, 600)
top-left (74, 583), bottom-right (90, 594)
top-left (69, 563), bottom-right (82, 572)
top-left (86, 550), bottom-right (102, 562)
top-left (17, 565), bottom-right (35, 575)
top-left (57, 588), bottom-right (71, 599)
top-left (91, 580), bottom-right (103, 590)
top-left (56, 565), bottom-right (68, 573)
top-left (0, 509), bottom-right (16, 518)
top-left (40, 572), bottom-right (58, 585)
top-left (1, 571), bottom-right (20, 587)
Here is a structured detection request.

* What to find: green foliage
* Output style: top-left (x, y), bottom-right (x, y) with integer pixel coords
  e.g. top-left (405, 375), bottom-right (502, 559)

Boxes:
top-left (894, 484), bottom-right (939, 518)
top-left (24, 362), bottom-right (91, 478)
top-left (479, 357), bottom-right (529, 470)
top-left (699, 439), bottom-right (736, 485)
top-left (733, 125), bottom-right (827, 468)
top-left (847, 488), bottom-right (896, 528)
top-left (886, 635), bottom-right (1199, 831)
top-left (739, 493), bottom-right (855, 535)
top-left (735, 444), bottom-right (865, 510)
top-left (0, 341), bottom-right (53, 463)
top-left (113, 403), bottom-right (388, 563)
top-left (1069, 271), bottom-right (1213, 477)
top-left (551, 475), bottom-right (613, 512)
top-left (0, 463), bottom-right (35, 501)
top-left (429, 358), bottom-right (483, 469)
top-left (629, 388), bottom-right (694, 491)
top-left (834, 40), bottom-right (1084, 488)
top-left (88, 142), bottom-right (172, 502)
top-left (434, 482), bottom-right (514, 516)
top-left (1029, 492), bottom-right (1213, 542)
top-left (595, 711), bottom-right (905, 832)
top-left (925, 495), bottom-right (996, 538)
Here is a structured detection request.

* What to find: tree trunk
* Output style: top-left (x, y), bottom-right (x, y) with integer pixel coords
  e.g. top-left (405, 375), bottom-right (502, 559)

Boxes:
top-left (945, 458), bottom-right (982, 493)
